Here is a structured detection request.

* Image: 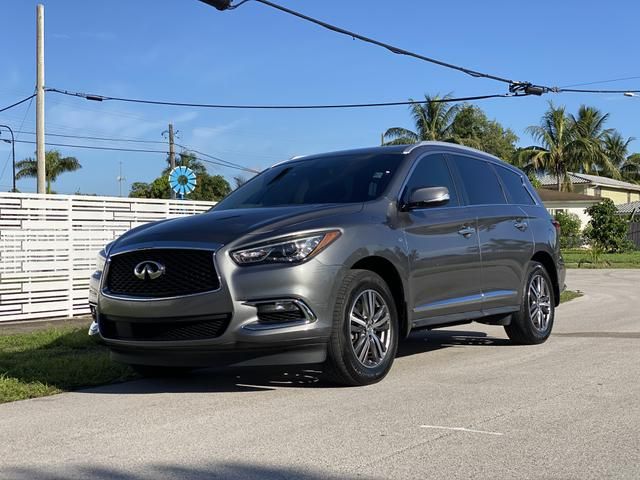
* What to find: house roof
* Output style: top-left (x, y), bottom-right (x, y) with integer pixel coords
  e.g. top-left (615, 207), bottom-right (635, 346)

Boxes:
top-left (535, 188), bottom-right (600, 203)
top-left (538, 172), bottom-right (640, 192)
top-left (616, 200), bottom-right (640, 215)
top-left (537, 173), bottom-right (590, 186)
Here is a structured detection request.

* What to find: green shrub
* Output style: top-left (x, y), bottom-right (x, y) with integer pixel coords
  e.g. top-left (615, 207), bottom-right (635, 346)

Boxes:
top-left (554, 211), bottom-right (582, 249)
top-left (584, 199), bottom-right (633, 253)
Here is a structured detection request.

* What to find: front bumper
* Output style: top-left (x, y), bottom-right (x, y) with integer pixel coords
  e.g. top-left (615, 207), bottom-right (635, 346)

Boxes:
top-left (93, 248), bottom-right (341, 368)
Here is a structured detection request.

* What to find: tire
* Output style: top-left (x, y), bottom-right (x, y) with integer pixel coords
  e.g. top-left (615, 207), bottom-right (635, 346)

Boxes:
top-left (324, 269), bottom-right (399, 386)
top-left (504, 261), bottom-right (555, 345)
top-left (130, 365), bottom-right (193, 378)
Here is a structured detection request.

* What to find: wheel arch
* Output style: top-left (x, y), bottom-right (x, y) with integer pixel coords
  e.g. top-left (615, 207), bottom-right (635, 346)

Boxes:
top-left (531, 250), bottom-right (560, 306)
top-left (350, 256), bottom-right (410, 338)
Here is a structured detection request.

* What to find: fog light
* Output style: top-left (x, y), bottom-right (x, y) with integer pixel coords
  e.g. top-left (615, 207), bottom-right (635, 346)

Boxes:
top-left (257, 301), bottom-right (304, 324)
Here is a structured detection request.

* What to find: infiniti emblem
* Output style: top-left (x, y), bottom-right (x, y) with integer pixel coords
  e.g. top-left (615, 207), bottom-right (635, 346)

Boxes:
top-left (133, 260), bottom-right (166, 280)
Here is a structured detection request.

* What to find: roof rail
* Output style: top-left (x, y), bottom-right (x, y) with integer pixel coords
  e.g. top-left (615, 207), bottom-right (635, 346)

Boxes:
top-left (402, 141), bottom-right (507, 162)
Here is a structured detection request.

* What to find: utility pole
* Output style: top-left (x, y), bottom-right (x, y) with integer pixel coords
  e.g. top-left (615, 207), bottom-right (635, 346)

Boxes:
top-left (168, 123), bottom-right (176, 199)
top-left (36, 4), bottom-right (46, 194)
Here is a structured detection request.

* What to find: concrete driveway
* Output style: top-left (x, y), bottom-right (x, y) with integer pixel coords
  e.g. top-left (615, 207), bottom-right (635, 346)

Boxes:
top-left (0, 270), bottom-right (638, 479)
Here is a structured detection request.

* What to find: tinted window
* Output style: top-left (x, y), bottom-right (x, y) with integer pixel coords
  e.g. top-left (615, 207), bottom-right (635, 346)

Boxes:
top-left (495, 166), bottom-right (535, 205)
top-left (214, 153), bottom-right (401, 210)
top-left (451, 155), bottom-right (506, 205)
top-left (402, 154), bottom-right (458, 207)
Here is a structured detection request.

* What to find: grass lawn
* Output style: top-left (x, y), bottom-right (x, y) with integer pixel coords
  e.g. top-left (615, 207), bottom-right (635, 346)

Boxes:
top-left (562, 249), bottom-right (640, 269)
top-left (560, 290), bottom-right (583, 303)
top-left (0, 327), bottom-right (133, 404)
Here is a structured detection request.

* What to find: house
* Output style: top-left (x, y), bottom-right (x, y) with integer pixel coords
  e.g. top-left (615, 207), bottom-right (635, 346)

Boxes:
top-left (538, 172), bottom-right (640, 205)
top-left (535, 188), bottom-right (601, 230)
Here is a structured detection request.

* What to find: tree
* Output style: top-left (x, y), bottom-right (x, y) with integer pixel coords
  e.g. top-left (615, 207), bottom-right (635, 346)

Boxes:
top-left (129, 151), bottom-right (231, 201)
top-left (15, 150), bottom-right (81, 194)
top-left (554, 211), bottom-right (582, 249)
top-left (522, 103), bottom-right (612, 191)
top-left (382, 94), bottom-right (460, 145)
top-left (602, 131), bottom-right (639, 182)
top-left (623, 153), bottom-right (640, 183)
top-left (584, 198), bottom-right (631, 252)
top-left (572, 106), bottom-right (620, 177)
top-left (450, 105), bottom-right (519, 160)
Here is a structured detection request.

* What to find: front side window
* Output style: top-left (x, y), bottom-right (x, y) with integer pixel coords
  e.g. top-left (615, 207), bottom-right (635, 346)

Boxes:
top-left (401, 154), bottom-right (459, 207)
top-left (450, 155), bottom-right (506, 205)
top-left (214, 153), bottom-right (402, 210)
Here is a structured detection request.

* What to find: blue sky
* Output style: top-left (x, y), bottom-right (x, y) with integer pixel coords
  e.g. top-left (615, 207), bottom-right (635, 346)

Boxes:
top-left (1, 0), bottom-right (639, 196)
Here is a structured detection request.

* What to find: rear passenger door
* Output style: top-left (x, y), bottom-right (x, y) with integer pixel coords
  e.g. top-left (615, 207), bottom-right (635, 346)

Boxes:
top-left (400, 153), bottom-right (483, 325)
top-left (448, 154), bottom-right (534, 314)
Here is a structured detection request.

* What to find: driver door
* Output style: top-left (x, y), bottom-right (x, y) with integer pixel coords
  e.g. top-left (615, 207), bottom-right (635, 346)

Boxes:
top-left (400, 153), bottom-right (482, 326)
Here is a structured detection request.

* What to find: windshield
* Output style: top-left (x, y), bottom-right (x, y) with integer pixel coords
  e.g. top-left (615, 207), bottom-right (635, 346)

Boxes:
top-left (214, 152), bottom-right (402, 210)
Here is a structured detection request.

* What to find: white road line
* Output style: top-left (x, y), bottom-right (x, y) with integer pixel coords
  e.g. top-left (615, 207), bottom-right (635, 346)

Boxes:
top-left (420, 425), bottom-right (504, 436)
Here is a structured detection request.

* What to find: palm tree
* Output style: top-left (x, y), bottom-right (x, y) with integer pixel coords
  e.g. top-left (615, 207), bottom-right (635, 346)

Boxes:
top-left (602, 132), bottom-right (639, 182)
top-left (571, 106), bottom-right (620, 177)
top-left (16, 150), bottom-right (81, 193)
top-left (382, 94), bottom-right (460, 145)
top-left (523, 103), bottom-right (621, 191)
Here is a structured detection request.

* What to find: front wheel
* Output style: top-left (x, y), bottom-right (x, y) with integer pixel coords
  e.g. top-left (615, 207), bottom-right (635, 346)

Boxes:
top-left (504, 261), bottom-right (555, 345)
top-left (324, 270), bottom-right (399, 386)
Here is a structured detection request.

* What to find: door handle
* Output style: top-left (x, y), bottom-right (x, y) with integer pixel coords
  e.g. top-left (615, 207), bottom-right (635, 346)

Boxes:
top-left (514, 220), bottom-right (528, 231)
top-left (457, 226), bottom-right (475, 237)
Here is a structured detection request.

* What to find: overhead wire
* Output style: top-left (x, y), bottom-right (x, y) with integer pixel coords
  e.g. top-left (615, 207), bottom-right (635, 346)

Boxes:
top-left (11, 138), bottom-right (258, 173)
top-left (45, 88), bottom-right (522, 109)
top-left (0, 94), bottom-right (37, 113)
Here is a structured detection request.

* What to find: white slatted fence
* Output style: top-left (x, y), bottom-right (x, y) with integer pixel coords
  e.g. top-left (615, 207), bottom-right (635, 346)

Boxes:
top-left (0, 192), bottom-right (215, 322)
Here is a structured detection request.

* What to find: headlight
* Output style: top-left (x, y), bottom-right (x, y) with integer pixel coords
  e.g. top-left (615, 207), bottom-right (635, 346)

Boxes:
top-left (95, 249), bottom-right (107, 273)
top-left (231, 231), bottom-right (340, 265)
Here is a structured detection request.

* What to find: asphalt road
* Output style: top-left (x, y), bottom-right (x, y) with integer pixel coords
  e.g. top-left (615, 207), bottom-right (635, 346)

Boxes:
top-left (1, 270), bottom-right (638, 479)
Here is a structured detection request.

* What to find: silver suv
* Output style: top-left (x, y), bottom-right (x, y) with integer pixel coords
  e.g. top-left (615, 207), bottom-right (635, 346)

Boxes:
top-left (89, 142), bottom-right (565, 386)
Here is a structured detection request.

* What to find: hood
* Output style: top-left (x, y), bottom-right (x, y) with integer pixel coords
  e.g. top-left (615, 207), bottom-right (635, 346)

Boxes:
top-left (110, 203), bottom-right (363, 253)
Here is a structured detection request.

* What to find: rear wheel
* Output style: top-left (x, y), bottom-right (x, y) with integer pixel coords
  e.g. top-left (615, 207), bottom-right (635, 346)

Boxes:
top-left (130, 365), bottom-right (193, 378)
top-left (325, 270), bottom-right (399, 386)
top-left (504, 261), bottom-right (555, 345)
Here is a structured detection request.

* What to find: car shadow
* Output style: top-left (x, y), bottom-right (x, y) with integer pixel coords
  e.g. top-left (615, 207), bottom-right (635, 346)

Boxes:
top-left (2, 461), bottom-right (381, 480)
top-left (397, 328), bottom-right (512, 358)
top-left (83, 329), bottom-right (510, 395)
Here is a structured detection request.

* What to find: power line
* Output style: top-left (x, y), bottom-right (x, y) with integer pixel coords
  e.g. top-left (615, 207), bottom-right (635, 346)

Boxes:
top-left (13, 139), bottom-right (168, 154)
top-left (13, 129), bottom-right (167, 145)
top-left (558, 88), bottom-right (640, 94)
top-left (0, 94), bottom-right (37, 113)
top-left (12, 139), bottom-right (258, 173)
top-left (45, 88), bottom-right (521, 109)
top-left (0, 93), bottom-right (34, 183)
top-left (218, 0), bottom-right (527, 87)
top-left (175, 143), bottom-right (260, 173)
top-left (560, 76), bottom-right (640, 88)
top-left (10, 129), bottom-right (266, 171)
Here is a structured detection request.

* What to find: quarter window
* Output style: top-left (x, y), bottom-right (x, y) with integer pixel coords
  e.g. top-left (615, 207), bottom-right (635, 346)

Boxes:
top-left (402, 154), bottom-right (458, 207)
top-left (495, 166), bottom-right (536, 205)
top-left (450, 155), bottom-right (506, 205)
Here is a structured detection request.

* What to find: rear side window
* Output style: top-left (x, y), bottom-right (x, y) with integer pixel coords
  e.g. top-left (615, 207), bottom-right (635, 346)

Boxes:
top-left (495, 166), bottom-right (536, 205)
top-left (402, 154), bottom-right (459, 207)
top-left (450, 155), bottom-right (506, 205)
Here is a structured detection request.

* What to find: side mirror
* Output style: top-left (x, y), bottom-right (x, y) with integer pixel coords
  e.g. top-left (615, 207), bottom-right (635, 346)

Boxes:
top-left (404, 186), bottom-right (450, 210)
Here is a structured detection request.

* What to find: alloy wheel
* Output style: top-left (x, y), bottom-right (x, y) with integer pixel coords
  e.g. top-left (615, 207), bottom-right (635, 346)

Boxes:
top-left (528, 273), bottom-right (552, 331)
top-left (349, 289), bottom-right (392, 368)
